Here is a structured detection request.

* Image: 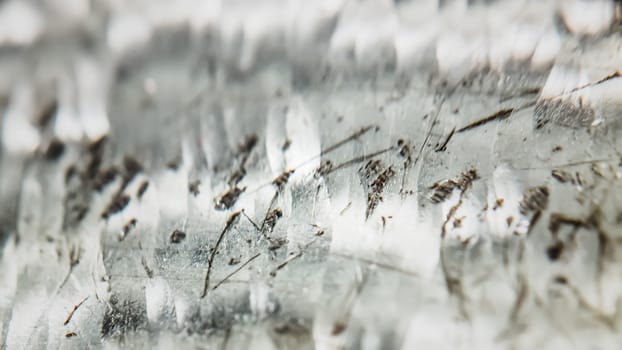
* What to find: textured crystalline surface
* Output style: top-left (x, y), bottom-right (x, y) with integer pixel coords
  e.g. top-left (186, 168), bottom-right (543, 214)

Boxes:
top-left (1, 0), bottom-right (622, 349)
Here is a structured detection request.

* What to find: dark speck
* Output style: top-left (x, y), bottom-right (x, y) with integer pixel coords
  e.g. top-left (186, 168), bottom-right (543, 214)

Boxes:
top-left (281, 139), bottom-right (291, 151)
top-left (547, 241), bottom-right (564, 261)
top-left (36, 99), bottom-right (58, 127)
top-left (93, 167), bottom-right (118, 192)
top-left (44, 139), bottom-right (65, 160)
top-left (166, 156), bottom-right (181, 170)
top-left (170, 229), bottom-right (186, 244)
top-left (65, 166), bottom-right (77, 184)
top-left (119, 218), bottom-right (137, 241)
top-left (88, 135), bottom-right (107, 155)
top-left (85, 152), bottom-right (103, 179)
top-left (332, 322), bottom-right (346, 335)
top-left (238, 134), bottom-right (258, 154)
top-left (102, 194), bottom-right (129, 219)
top-left (137, 180), bottom-right (149, 199)
top-left (73, 204), bottom-right (88, 223)
top-left (228, 169), bottom-right (246, 186)
top-left (122, 156), bottom-right (143, 187)
top-left (189, 180), bottom-right (201, 196)
top-left (553, 275), bottom-right (568, 284)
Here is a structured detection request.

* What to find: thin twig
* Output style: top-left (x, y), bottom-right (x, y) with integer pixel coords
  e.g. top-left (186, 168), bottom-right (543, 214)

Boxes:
top-left (141, 257), bottom-right (154, 278)
top-left (339, 202), bottom-right (352, 215)
top-left (325, 146), bottom-right (396, 175)
top-left (269, 236), bottom-right (319, 277)
top-left (498, 86), bottom-right (541, 103)
top-left (330, 252), bottom-right (419, 277)
top-left (246, 126), bottom-right (379, 195)
top-left (201, 211), bottom-right (241, 298)
top-left (457, 100), bottom-right (536, 133)
top-left (457, 108), bottom-right (514, 133)
top-left (404, 87), bottom-right (453, 195)
top-left (211, 253), bottom-right (261, 291)
top-left (63, 296), bottom-right (88, 326)
top-left (565, 71), bottom-right (621, 95)
top-left (240, 210), bottom-right (260, 232)
top-left (270, 252), bottom-right (303, 277)
top-left (515, 158), bottom-right (616, 171)
top-left (290, 125), bottom-right (377, 170)
top-left (320, 126), bottom-right (375, 156)
top-left (434, 127), bottom-right (456, 152)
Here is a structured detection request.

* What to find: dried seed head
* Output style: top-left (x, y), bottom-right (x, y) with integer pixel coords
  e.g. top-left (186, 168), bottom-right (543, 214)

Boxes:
top-left (456, 168), bottom-right (478, 190)
top-left (214, 186), bottom-right (245, 210)
top-left (315, 160), bottom-right (333, 178)
top-left (428, 168), bottom-right (478, 204)
top-left (428, 180), bottom-right (456, 204)
top-left (493, 198), bottom-right (504, 210)
top-left (551, 169), bottom-right (573, 183)
top-left (273, 169), bottom-right (295, 188)
top-left (519, 186), bottom-right (549, 214)
top-left (263, 208), bottom-right (284, 233)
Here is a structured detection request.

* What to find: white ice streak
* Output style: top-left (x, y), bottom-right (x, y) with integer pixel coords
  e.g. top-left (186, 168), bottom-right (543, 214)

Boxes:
top-left (155, 152), bottom-right (190, 221)
top-left (54, 78), bottom-right (84, 142)
top-left (377, 196), bottom-right (440, 278)
top-left (284, 97), bottom-right (321, 182)
top-left (107, 13), bottom-right (153, 56)
top-left (145, 277), bottom-right (175, 325)
top-left (0, 1), bottom-right (42, 46)
top-left (558, 0), bottom-right (616, 36)
top-left (531, 29), bottom-right (561, 68)
top-left (250, 282), bottom-right (279, 320)
top-left (331, 195), bottom-right (440, 278)
top-left (265, 104), bottom-right (288, 176)
top-left (1, 86), bottom-right (41, 155)
top-left (75, 58), bottom-right (110, 142)
top-left (189, 0), bottom-right (222, 33)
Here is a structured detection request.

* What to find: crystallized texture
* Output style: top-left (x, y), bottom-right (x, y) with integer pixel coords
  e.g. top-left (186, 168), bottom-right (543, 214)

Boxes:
top-left (1, 0), bottom-right (622, 349)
